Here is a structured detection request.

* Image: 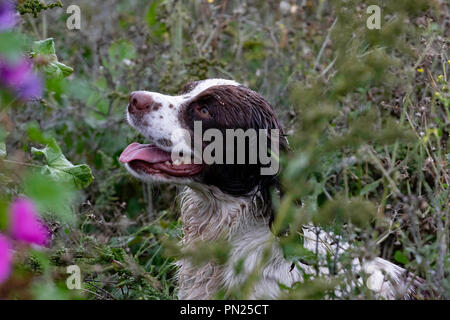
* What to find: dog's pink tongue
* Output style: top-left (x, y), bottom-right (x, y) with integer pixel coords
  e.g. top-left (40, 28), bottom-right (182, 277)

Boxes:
top-left (119, 142), bottom-right (171, 163)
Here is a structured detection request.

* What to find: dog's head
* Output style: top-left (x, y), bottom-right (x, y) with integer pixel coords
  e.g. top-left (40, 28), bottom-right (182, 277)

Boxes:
top-left (120, 79), bottom-right (287, 198)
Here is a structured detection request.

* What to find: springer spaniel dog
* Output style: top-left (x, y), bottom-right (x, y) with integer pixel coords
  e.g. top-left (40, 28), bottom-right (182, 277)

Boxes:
top-left (120, 79), bottom-right (421, 300)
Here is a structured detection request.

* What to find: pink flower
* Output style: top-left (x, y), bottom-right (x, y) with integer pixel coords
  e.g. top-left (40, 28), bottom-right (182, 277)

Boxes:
top-left (0, 57), bottom-right (42, 100)
top-left (0, 234), bottom-right (12, 285)
top-left (9, 197), bottom-right (50, 246)
top-left (0, 0), bottom-right (17, 31)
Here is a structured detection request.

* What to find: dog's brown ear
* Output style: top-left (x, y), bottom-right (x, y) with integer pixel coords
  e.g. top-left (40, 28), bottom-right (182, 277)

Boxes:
top-left (194, 84), bottom-right (288, 205)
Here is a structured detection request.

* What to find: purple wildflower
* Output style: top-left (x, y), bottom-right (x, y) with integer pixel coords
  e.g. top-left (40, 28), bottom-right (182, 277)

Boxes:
top-left (0, 234), bottom-right (12, 284)
top-left (0, 57), bottom-right (42, 100)
top-left (9, 197), bottom-right (50, 246)
top-left (0, 0), bottom-right (17, 31)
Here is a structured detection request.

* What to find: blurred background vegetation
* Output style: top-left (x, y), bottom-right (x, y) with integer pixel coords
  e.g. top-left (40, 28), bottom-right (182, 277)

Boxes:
top-left (0, 0), bottom-right (448, 299)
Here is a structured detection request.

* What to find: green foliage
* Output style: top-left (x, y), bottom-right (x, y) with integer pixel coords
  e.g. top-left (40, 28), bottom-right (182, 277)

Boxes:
top-left (313, 197), bottom-right (376, 230)
top-left (31, 138), bottom-right (93, 190)
top-left (1, 0), bottom-right (448, 300)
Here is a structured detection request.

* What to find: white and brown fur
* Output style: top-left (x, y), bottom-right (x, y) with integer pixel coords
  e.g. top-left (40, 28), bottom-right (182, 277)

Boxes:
top-left (123, 79), bottom-right (422, 300)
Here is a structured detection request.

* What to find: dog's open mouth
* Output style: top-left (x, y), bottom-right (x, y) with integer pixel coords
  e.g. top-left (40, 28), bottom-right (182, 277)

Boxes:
top-left (119, 142), bottom-right (203, 177)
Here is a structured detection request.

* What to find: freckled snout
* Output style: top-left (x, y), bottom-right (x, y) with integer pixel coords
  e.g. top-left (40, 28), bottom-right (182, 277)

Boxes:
top-left (128, 91), bottom-right (156, 114)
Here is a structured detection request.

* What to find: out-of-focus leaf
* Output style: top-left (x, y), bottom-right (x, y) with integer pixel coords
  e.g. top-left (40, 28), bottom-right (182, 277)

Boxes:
top-left (281, 239), bottom-right (318, 265)
top-left (31, 138), bottom-right (94, 189)
top-left (146, 0), bottom-right (166, 40)
top-left (360, 180), bottom-right (380, 196)
top-left (23, 171), bottom-right (76, 225)
top-left (26, 123), bottom-right (52, 145)
top-left (394, 250), bottom-right (409, 265)
top-left (31, 38), bottom-right (73, 79)
top-left (146, 1), bottom-right (160, 26)
top-left (313, 198), bottom-right (376, 231)
top-left (285, 153), bottom-right (310, 178)
top-left (0, 32), bottom-right (27, 61)
top-left (31, 281), bottom-right (72, 300)
top-left (0, 198), bottom-right (8, 231)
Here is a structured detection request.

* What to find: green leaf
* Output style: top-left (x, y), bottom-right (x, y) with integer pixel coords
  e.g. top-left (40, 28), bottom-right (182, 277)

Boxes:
top-left (313, 198), bottom-right (376, 231)
top-left (394, 250), bottom-right (409, 265)
top-left (26, 123), bottom-right (52, 145)
top-left (31, 138), bottom-right (94, 189)
top-left (146, 1), bottom-right (167, 41)
top-left (280, 237), bottom-right (318, 265)
top-left (146, 1), bottom-right (161, 27)
top-left (32, 38), bottom-right (56, 55)
top-left (54, 61), bottom-right (73, 78)
top-left (31, 38), bottom-right (74, 79)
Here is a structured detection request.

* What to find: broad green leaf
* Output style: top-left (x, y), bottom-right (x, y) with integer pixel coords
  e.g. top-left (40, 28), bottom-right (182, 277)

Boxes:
top-left (31, 138), bottom-right (94, 189)
top-left (31, 38), bottom-right (74, 79)
top-left (285, 153), bottom-right (310, 178)
top-left (54, 61), bottom-right (74, 78)
top-left (32, 38), bottom-right (56, 55)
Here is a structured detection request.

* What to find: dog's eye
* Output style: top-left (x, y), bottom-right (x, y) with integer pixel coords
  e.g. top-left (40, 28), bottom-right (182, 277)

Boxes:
top-left (200, 107), bottom-right (209, 116)
top-left (194, 104), bottom-right (211, 119)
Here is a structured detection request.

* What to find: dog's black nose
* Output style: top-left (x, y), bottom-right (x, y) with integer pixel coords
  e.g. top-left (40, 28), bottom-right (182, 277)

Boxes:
top-left (128, 91), bottom-right (154, 113)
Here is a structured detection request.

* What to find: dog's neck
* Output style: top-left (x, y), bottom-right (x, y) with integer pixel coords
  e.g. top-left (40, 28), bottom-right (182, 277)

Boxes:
top-left (179, 186), bottom-right (271, 245)
top-left (176, 186), bottom-right (274, 299)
